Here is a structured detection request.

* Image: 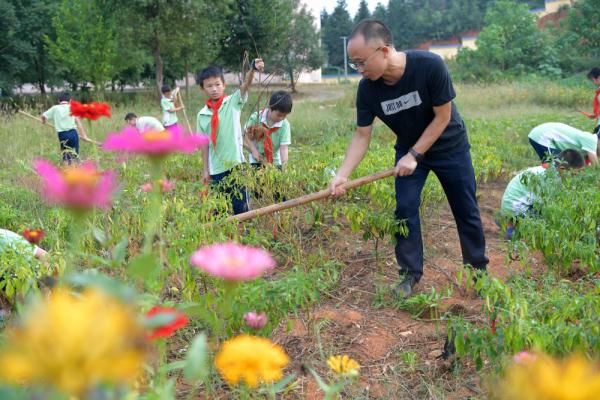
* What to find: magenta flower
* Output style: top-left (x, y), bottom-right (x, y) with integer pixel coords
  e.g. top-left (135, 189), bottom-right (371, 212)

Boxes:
top-left (34, 159), bottom-right (117, 210)
top-left (243, 311), bottom-right (268, 329)
top-left (103, 124), bottom-right (208, 158)
top-left (190, 242), bottom-right (276, 281)
top-left (140, 179), bottom-right (174, 193)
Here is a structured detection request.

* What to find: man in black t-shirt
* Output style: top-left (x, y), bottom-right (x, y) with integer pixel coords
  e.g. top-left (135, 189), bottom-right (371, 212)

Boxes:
top-left (329, 19), bottom-right (488, 298)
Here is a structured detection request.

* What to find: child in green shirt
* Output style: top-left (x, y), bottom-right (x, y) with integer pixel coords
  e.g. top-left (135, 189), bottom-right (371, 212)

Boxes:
top-left (160, 85), bottom-right (184, 130)
top-left (244, 90), bottom-right (293, 169)
top-left (41, 92), bottom-right (89, 164)
top-left (196, 59), bottom-right (264, 215)
top-left (500, 149), bottom-right (585, 239)
top-left (528, 122), bottom-right (598, 164)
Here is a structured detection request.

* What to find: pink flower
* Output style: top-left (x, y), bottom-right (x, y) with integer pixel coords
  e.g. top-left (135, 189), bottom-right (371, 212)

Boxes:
top-left (34, 159), bottom-right (117, 210)
top-left (140, 179), bottom-right (174, 193)
top-left (103, 124), bottom-right (209, 158)
top-left (513, 351), bottom-right (537, 364)
top-left (190, 242), bottom-right (276, 281)
top-left (244, 311), bottom-right (268, 329)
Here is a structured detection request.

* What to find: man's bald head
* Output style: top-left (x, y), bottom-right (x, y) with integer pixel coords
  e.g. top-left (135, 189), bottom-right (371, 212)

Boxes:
top-left (349, 19), bottom-right (393, 47)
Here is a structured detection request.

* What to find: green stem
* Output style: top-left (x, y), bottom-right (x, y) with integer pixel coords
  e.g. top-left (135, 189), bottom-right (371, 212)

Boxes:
top-left (220, 281), bottom-right (239, 339)
top-left (65, 212), bottom-right (86, 275)
top-left (157, 339), bottom-right (167, 386)
top-left (142, 160), bottom-right (164, 255)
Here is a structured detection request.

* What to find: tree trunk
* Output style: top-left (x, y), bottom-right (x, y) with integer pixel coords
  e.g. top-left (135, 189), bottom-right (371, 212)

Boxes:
top-left (153, 31), bottom-right (163, 97)
top-left (34, 56), bottom-right (46, 94)
top-left (184, 55), bottom-right (189, 98)
top-left (288, 66), bottom-right (297, 93)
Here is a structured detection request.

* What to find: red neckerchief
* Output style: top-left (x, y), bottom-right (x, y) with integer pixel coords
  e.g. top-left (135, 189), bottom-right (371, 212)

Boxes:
top-left (206, 96), bottom-right (225, 149)
top-left (261, 110), bottom-right (280, 164)
top-left (541, 163), bottom-right (549, 169)
top-left (593, 86), bottom-right (600, 117)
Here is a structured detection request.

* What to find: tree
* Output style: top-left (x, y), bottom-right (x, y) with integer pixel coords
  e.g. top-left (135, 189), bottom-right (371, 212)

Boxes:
top-left (276, 0), bottom-right (323, 92)
top-left (107, 0), bottom-right (230, 95)
top-left (219, 0), bottom-right (292, 74)
top-left (12, 0), bottom-right (60, 94)
top-left (562, 0), bottom-right (600, 58)
top-left (386, 0), bottom-right (419, 49)
top-left (321, 0), bottom-right (353, 67)
top-left (455, 0), bottom-right (551, 79)
top-left (0, 1), bottom-right (26, 93)
top-left (354, 0), bottom-right (371, 24)
top-left (372, 2), bottom-right (387, 21)
top-left (46, 0), bottom-right (120, 92)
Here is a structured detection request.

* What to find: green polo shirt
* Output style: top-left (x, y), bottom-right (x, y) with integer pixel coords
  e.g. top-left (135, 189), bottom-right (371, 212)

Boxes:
top-left (500, 166), bottom-right (547, 216)
top-left (197, 90), bottom-right (248, 175)
top-left (244, 109), bottom-right (291, 166)
top-left (0, 229), bottom-right (37, 258)
top-left (528, 123), bottom-right (597, 153)
top-left (161, 96), bottom-right (178, 127)
top-left (42, 102), bottom-right (77, 133)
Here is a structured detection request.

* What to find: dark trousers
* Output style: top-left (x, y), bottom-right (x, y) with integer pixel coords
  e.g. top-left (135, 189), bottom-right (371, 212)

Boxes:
top-left (210, 168), bottom-right (249, 215)
top-left (58, 129), bottom-right (80, 164)
top-left (529, 138), bottom-right (560, 162)
top-left (394, 146), bottom-right (488, 281)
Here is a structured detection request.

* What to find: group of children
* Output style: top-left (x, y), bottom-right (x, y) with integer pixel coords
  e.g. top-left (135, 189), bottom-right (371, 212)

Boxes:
top-left (500, 121), bottom-right (598, 238)
top-left (41, 58), bottom-right (294, 216)
top-left (498, 67), bottom-right (600, 238)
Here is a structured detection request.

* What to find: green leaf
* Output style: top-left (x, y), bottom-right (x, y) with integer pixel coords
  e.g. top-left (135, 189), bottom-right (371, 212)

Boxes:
top-left (306, 366), bottom-right (331, 392)
top-left (184, 333), bottom-right (209, 383)
top-left (111, 236), bottom-right (129, 265)
top-left (144, 313), bottom-right (176, 329)
top-left (92, 226), bottom-right (107, 245)
top-left (128, 253), bottom-right (161, 280)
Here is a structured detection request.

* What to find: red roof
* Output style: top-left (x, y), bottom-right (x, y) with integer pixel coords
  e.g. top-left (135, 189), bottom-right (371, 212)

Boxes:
top-left (538, 9), bottom-right (569, 28)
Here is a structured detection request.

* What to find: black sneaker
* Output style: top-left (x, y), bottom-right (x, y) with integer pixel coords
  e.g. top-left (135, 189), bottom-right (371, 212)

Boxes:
top-left (392, 275), bottom-right (418, 299)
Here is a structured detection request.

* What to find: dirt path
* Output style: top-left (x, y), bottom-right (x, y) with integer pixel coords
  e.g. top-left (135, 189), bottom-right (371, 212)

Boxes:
top-left (272, 181), bottom-right (521, 399)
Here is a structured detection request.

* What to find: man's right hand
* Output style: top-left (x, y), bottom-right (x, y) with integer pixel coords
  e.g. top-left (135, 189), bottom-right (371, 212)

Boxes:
top-left (329, 175), bottom-right (348, 197)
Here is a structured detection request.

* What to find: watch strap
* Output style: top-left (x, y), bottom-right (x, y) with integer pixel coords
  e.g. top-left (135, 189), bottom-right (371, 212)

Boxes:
top-left (408, 147), bottom-right (424, 162)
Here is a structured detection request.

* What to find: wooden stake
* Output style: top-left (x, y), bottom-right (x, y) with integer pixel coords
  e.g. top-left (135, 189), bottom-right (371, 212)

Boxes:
top-left (177, 90), bottom-right (193, 133)
top-left (225, 168), bottom-right (396, 223)
top-left (17, 109), bottom-right (100, 145)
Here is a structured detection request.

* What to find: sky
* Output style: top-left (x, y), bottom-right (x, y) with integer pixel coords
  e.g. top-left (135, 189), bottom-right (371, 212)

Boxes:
top-left (304, 0), bottom-right (384, 18)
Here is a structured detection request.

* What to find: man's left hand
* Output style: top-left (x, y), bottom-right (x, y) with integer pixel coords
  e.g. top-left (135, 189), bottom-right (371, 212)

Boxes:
top-left (394, 153), bottom-right (417, 176)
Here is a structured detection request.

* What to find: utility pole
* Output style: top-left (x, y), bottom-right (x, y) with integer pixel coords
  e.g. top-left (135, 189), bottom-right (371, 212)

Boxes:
top-left (340, 36), bottom-right (348, 81)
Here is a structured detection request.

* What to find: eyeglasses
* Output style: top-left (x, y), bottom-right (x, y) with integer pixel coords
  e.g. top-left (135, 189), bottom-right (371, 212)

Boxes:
top-left (348, 46), bottom-right (384, 71)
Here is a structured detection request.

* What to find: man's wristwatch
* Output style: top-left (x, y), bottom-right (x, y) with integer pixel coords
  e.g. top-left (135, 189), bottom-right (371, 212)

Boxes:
top-left (408, 147), bottom-right (424, 162)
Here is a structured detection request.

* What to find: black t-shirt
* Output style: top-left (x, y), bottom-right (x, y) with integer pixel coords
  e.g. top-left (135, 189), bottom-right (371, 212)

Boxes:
top-left (356, 50), bottom-right (468, 158)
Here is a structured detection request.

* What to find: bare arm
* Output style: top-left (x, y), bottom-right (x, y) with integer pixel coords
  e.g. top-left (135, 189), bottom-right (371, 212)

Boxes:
top-left (243, 131), bottom-right (263, 163)
top-left (280, 144), bottom-right (289, 168)
top-left (329, 125), bottom-right (373, 196)
top-left (587, 151), bottom-right (598, 164)
top-left (240, 58), bottom-right (264, 97)
top-left (201, 147), bottom-right (210, 185)
top-left (394, 101), bottom-right (451, 176)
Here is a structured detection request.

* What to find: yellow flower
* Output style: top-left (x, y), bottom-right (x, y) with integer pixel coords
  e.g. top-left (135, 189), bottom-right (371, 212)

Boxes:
top-left (215, 335), bottom-right (289, 388)
top-left (0, 288), bottom-right (147, 396)
top-left (497, 354), bottom-right (600, 400)
top-left (327, 355), bottom-right (360, 378)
